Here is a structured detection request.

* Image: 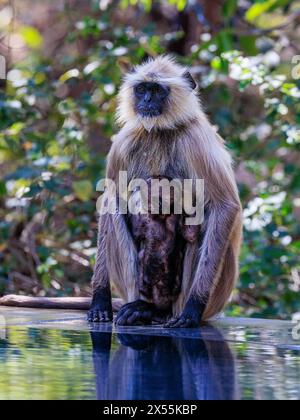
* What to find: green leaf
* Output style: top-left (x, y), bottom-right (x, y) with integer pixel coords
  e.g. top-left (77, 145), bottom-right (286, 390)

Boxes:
top-left (0, 181), bottom-right (7, 196)
top-left (245, 0), bottom-right (277, 23)
top-left (254, 12), bottom-right (289, 30)
top-left (217, 30), bottom-right (234, 52)
top-left (73, 180), bottom-right (94, 202)
top-left (7, 122), bottom-right (25, 135)
top-left (211, 57), bottom-right (222, 71)
top-left (176, 0), bottom-right (187, 11)
top-left (223, 0), bottom-right (238, 19)
top-left (240, 35), bottom-right (259, 55)
top-left (20, 26), bottom-right (43, 49)
top-left (59, 69), bottom-right (81, 83)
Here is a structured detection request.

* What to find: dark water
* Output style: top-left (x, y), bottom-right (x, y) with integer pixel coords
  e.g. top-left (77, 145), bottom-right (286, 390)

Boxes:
top-left (0, 325), bottom-right (300, 400)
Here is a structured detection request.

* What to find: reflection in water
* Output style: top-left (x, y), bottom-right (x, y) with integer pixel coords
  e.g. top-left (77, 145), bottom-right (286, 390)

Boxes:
top-left (1, 323), bottom-right (300, 399)
top-left (91, 327), bottom-right (237, 400)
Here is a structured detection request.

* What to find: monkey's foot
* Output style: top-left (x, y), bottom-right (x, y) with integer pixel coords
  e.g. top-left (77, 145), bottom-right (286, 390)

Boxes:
top-left (164, 314), bottom-right (200, 328)
top-left (115, 300), bottom-right (156, 326)
top-left (165, 296), bottom-right (205, 328)
top-left (87, 287), bottom-right (113, 323)
top-left (88, 308), bottom-right (113, 323)
top-left (88, 305), bottom-right (113, 323)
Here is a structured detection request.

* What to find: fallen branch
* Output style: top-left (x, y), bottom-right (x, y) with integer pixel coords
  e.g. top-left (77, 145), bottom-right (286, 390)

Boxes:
top-left (0, 294), bottom-right (124, 312)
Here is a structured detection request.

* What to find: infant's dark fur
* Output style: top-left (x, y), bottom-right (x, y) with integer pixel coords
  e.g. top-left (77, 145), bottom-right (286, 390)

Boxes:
top-left (128, 177), bottom-right (200, 314)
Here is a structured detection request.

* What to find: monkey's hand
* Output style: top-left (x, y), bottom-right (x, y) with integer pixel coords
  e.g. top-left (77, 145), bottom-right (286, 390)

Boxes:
top-left (164, 296), bottom-right (205, 328)
top-left (115, 300), bottom-right (155, 326)
top-left (87, 287), bottom-right (113, 323)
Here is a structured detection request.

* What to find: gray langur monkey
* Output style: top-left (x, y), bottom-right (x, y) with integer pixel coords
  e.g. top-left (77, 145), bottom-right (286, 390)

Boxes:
top-left (88, 56), bottom-right (242, 327)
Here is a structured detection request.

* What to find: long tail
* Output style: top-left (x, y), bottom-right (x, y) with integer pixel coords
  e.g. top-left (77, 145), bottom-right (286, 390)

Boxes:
top-left (0, 295), bottom-right (124, 311)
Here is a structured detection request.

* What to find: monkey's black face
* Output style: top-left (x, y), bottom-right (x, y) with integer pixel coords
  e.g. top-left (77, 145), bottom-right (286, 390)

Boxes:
top-left (134, 82), bottom-right (170, 118)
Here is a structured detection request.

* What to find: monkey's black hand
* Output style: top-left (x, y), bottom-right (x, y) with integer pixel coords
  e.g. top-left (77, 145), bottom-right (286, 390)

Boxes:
top-left (115, 300), bottom-right (155, 326)
top-left (164, 296), bottom-right (205, 328)
top-left (88, 287), bottom-right (113, 323)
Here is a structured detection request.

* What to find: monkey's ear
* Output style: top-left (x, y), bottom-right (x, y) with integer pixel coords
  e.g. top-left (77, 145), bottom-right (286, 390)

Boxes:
top-left (117, 58), bottom-right (135, 75)
top-left (183, 71), bottom-right (197, 90)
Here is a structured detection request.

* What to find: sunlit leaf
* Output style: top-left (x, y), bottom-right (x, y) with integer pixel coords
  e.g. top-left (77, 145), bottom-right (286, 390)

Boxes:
top-left (59, 69), bottom-right (81, 83)
top-left (73, 181), bottom-right (94, 202)
top-left (255, 12), bottom-right (289, 29)
top-left (19, 26), bottom-right (43, 49)
top-left (211, 57), bottom-right (222, 71)
top-left (245, 0), bottom-right (277, 23)
top-left (176, 0), bottom-right (187, 11)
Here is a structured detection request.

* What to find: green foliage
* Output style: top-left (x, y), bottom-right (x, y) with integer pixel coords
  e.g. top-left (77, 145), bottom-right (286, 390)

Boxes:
top-left (0, 0), bottom-right (299, 319)
top-left (245, 0), bottom-right (279, 23)
top-left (218, 50), bottom-right (300, 318)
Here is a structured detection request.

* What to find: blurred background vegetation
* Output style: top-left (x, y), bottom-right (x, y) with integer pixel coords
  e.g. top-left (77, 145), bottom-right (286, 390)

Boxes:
top-left (0, 0), bottom-right (299, 319)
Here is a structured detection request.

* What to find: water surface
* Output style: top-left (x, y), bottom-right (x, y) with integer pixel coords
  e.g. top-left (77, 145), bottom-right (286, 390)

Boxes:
top-left (0, 322), bottom-right (300, 400)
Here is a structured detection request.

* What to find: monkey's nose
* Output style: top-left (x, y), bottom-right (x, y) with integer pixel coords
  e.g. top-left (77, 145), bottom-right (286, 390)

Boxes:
top-left (144, 92), bottom-right (152, 102)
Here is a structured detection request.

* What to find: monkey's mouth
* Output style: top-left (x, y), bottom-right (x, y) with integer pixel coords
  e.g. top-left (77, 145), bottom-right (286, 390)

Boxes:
top-left (137, 107), bottom-right (162, 118)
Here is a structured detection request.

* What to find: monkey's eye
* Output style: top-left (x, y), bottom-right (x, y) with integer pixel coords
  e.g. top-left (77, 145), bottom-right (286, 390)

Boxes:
top-left (155, 84), bottom-right (169, 98)
top-left (134, 84), bottom-right (146, 95)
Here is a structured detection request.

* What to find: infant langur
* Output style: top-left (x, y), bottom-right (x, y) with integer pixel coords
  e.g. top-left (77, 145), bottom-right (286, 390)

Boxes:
top-left (120, 177), bottom-right (200, 325)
